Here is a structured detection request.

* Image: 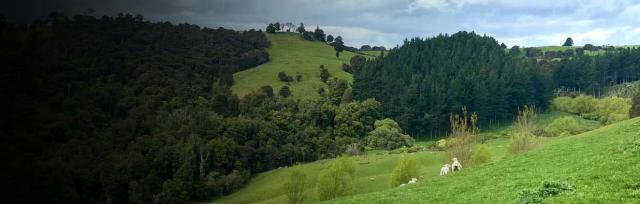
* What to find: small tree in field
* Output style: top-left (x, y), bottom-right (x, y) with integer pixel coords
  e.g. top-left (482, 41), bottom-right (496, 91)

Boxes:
top-left (283, 169), bottom-right (307, 204)
top-left (316, 156), bottom-right (355, 201)
top-left (390, 154), bottom-right (419, 187)
top-left (445, 107), bottom-right (478, 165)
top-left (508, 105), bottom-right (538, 154)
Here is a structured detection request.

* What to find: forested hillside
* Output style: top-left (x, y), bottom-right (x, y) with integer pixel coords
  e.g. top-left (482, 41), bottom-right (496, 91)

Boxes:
top-left (353, 32), bottom-right (552, 135)
top-left (1, 13), bottom-right (389, 204)
top-left (0, 13), bottom-right (274, 203)
top-left (553, 48), bottom-right (640, 93)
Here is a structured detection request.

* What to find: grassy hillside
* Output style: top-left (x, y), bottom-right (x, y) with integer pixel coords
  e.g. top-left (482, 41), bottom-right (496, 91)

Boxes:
top-left (212, 111), bottom-right (602, 204)
top-left (231, 33), bottom-right (365, 100)
top-left (332, 117), bottom-right (640, 203)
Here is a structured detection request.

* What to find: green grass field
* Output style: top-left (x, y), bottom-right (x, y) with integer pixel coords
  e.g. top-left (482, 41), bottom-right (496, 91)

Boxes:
top-left (331, 117), bottom-right (640, 204)
top-left (231, 33), bottom-right (364, 100)
top-left (212, 111), bottom-right (607, 204)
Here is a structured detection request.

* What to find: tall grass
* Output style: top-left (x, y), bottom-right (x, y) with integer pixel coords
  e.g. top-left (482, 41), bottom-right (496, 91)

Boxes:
top-left (508, 105), bottom-right (538, 154)
top-left (445, 107), bottom-right (478, 165)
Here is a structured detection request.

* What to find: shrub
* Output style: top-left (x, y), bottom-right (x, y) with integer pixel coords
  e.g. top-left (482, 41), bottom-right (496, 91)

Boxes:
top-left (508, 106), bottom-right (538, 154)
top-left (283, 170), bottom-right (307, 204)
top-left (279, 86), bottom-right (292, 98)
top-left (595, 96), bottom-right (631, 124)
top-left (551, 96), bottom-right (573, 113)
top-left (539, 180), bottom-right (575, 197)
top-left (365, 118), bottom-right (414, 150)
top-left (390, 154), bottom-right (419, 187)
top-left (518, 189), bottom-right (543, 204)
top-left (545, 117), bottom-right (580, 136)
top-left (571, 94), bottom-right (596, 115)
top-left (470, 144), bottom-right (491, 165)
top-left (154, 178), bottom-right (189, 204)
top-left (278, 71), bottom-right (293, 82)
top-left (518, 180), bottom-right (575, 204)
top-left (260, 85), bottom-right (274, 97)
top-left (316, 156), bottom-right (355, 200)
top-left (320, 65), bottom-right (331, 83)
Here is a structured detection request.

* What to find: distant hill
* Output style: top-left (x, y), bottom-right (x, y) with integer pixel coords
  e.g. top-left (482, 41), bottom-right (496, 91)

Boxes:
top-left (231, 32), bottom-right (371, 100)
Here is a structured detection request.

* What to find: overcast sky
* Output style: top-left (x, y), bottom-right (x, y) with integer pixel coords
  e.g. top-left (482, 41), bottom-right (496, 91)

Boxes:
top-left (4, 0), bottom-right (640, 48)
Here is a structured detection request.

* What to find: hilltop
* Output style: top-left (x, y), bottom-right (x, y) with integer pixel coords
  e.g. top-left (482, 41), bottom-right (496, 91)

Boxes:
top-left (231, 32), bottom-right (370, 100)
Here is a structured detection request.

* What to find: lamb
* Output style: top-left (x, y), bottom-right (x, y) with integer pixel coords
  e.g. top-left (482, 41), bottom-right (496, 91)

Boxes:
top-left (439, 164), bottom-right (450, 176)
top-left (451, 157), bottom-right (462, 172)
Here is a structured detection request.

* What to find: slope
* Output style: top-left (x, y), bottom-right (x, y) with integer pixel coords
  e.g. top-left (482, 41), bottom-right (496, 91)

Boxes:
top-left (231, 32), bottom-right (365, 100)
top-left (331, 117), bottom-right (640, 203)
top-left (211, 111), bottom-right (601, 204)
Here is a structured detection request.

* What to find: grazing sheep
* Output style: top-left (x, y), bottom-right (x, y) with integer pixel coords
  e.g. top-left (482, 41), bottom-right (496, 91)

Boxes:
top-left (408, 177), bottom-right (418, 184)
top-left (399, 183), bottom-right (406, 187)
top-left (451, 158), bottom-right (462, 172)
top-left (439, 164), bottom-right (450, 176)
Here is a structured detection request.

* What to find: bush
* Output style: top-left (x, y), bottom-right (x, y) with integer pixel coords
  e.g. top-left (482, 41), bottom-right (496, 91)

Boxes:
top-left (283, 170), bottom-right (307, 204)
top-left (153, 178), bottom-right (189, 204)
top-left (595, 96), bottom-right (631, 124)
top-left (471, 144), bottom-right (491, 165)
top-left (518, 189), bottom-right (543, 204)
top-left (279, 86), bottom-right (292, 98)
top-left (545, 117), bottom-right (580, 136)
top-left (316, 156), bottom-right (355, 201)
top-left (551, 96), bottom-right (573, 112)
top-left (365, 118), bottom-right (413, 150)
top-left (278, 71), bottom-right (294, 82)
top-left (390, 154), bottom-right (419, 187)
top-left (571, 94), bottom-right (596, 114)
top-left (518, 180), bottom-right (575, 204)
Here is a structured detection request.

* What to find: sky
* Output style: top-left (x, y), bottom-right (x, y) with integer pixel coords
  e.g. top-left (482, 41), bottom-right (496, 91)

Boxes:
top-left (4, 0), bottom-right (640, 48)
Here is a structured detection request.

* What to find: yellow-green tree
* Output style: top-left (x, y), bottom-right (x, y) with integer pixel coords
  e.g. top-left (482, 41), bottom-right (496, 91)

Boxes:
top-left (316, 156), bottom-right (355, 201)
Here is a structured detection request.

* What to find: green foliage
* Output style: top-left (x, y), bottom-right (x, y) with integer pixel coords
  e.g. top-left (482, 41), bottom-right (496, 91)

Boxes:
top-left (562, 37), bottom-right (574, 46)
top-left (595, 96), bottom-right (631, 124)
top-left (366, 118), bottom-right (414, 150)
top-left (333, 36), bottom-right (345, 58)
top-left (509, 106), bottom-right (538, 154)
top-left (552, 95), bottom-right (631, 124)
top-left (518, 180), bottom-right (576, 204)
top-left (470, 144), bottom-right (491, 165)
top-left (317, 156), bottom-right (356, 201)
top-left (353, 31), bottom-right (553, 135)
top-left (518, 189), bottom-right (544, 204)
top-left (632, 88), bottom-right (640, 118)
top-left (231, 33), bottom-right (363, 100)
top-left (545, 117), bottom-right (580, 136)
top-left (445, 108), bottom-right (478, 164)
top-left (283, 170), bottom-right (308, 204)
top-left (390, 154), bottom-right (420, 187)
top-left (154, 178), bottom-right (190, 204)
top-left (278, 71), bottom-right (294, 82)
top-left (279, 85), bottom-right (292, 97)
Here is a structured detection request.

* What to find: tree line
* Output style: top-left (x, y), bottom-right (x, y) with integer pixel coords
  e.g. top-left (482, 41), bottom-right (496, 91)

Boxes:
top-left (353, 31), bottom-right (553, 136)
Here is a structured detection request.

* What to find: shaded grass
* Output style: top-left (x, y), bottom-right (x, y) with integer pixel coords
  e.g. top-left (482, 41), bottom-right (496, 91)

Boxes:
top-left (231, 33), bottom-right (363, 100)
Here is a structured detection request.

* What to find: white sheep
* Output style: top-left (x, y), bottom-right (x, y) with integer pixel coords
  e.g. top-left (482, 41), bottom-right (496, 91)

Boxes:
top-left (408, 177), bottom-right (418, 184)
top-left (451, 157), bottom-right (462, 172)
top-left (439, 164), bottom-right (450, 176)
